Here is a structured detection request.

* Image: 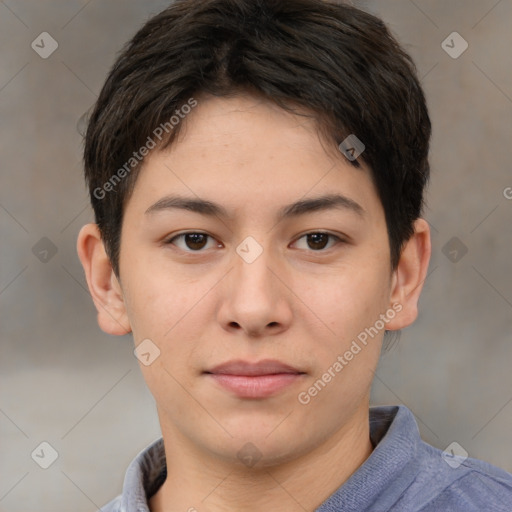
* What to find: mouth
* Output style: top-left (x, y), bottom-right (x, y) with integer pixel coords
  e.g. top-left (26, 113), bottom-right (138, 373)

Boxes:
top-left (203, 359), bottom-right (306, 398)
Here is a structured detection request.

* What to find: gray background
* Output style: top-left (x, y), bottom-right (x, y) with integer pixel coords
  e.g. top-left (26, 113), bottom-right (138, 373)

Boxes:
top-left (1, 1), bottom-right (511, 510)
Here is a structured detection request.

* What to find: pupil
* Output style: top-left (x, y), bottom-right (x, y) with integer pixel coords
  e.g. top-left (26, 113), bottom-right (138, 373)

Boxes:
top-left (308, 233), bottom-right (328, 250)
top-left (186, 233), bottom-right (207, 250)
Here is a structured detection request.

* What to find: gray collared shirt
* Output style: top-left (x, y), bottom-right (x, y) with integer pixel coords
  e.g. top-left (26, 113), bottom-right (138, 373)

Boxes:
top-left (101, 405), bottom-right (512, 511)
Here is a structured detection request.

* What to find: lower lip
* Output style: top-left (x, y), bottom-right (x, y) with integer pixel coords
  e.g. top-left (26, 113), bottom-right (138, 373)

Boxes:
top-left (206, 373), bottom-right (304, 398)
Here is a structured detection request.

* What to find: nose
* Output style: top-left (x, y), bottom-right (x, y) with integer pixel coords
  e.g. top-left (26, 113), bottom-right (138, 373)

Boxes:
top-left (216, 240), bottom-right (293, 338)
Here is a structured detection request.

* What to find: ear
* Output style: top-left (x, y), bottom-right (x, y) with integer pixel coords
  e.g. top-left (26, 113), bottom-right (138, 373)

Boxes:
top-left (76, 223), bottom-right (131, 335)
top-left (385, 218), bottom-right (431, 330)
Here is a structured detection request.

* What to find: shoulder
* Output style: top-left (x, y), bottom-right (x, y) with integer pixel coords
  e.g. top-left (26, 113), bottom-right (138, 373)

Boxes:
top-left (399, 439), bottom-right (512, 511)
top-left (366, 406), bottom-right (512, 511)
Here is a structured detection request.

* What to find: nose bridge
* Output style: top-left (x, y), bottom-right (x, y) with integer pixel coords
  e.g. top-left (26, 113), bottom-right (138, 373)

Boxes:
top-left (233, 234), bottom-right (277, 299)
top-left (217, 233), bottom-right (292, 334)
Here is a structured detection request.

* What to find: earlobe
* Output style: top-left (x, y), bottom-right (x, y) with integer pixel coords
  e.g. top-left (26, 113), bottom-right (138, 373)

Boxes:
top-left (386, 218), bottom-right (431, 331)
top-left (76, 223), bottom-right (132, 336)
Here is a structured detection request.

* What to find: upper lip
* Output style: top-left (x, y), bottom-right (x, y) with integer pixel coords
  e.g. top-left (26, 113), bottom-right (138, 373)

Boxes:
top-left (205, 359), bottom-right (304, 376)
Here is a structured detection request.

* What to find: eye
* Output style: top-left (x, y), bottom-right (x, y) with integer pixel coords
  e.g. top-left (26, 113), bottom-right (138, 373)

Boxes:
top-left (165, 232), bottom-right (220, 252)
top-left (165, 231), bottom-right (344, 253)
top-left (293, 232), bottom-right (343, 251)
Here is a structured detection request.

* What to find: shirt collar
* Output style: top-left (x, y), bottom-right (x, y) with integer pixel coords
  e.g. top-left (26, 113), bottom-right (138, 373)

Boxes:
top-left (316, 405), bottom-right (422, 511)
top-left (120, 436), bottom-right (166, 512)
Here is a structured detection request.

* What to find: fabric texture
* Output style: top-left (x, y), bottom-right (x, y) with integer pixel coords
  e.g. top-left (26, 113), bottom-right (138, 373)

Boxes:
top-left (100, 405), bottom-right (512, 511)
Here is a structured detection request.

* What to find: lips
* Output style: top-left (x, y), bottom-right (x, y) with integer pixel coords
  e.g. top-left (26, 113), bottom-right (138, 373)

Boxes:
top-left (204, 359), bottom-right (304, 376)
top-left (204, 359), bottom-right (306, 398)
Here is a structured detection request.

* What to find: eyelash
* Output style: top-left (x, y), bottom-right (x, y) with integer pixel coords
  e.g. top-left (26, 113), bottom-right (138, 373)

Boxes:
top-left (164, 231), bottom-right (345, 253)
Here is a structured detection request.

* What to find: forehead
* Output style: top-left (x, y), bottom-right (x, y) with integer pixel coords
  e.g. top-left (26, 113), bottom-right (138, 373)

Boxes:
top-left (124, 94), bottom-right (382, 222)
top-left (175, 93), bottom-right (338, 161)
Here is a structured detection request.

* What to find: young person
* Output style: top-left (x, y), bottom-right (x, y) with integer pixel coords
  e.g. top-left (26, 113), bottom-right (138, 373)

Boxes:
top-left (76, 0), bottom-right (512, 510)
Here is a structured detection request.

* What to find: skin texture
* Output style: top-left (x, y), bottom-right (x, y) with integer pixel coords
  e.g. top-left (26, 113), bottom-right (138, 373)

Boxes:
top-left (77, 94), bottom-right (431, 512)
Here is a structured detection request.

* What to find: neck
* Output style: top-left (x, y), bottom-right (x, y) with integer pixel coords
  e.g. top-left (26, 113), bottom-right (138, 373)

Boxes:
top-left (149, 403), bottom-right (373, 512)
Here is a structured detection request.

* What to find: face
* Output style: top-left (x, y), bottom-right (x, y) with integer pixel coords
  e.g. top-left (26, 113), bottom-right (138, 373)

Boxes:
top-left (112, 94), bottom-right (398, 465)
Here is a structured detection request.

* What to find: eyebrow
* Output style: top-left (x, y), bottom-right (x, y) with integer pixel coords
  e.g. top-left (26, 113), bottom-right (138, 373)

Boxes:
top-left (144, 193), bottom-right (365, 220)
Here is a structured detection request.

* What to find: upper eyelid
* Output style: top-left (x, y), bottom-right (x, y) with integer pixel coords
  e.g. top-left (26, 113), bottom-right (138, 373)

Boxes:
top-left (166, 231), bottom-right (214, 243)
top-left (167, 230), bottom-right (341, 240)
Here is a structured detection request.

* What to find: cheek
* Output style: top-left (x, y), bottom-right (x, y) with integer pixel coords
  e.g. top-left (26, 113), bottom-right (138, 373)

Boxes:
top-left (294, 265), bottom-right (388, 406)
top-left (121, 266), bottom-right (179, 343)
top-left (298, 260), bottom-right (389, 341)
top-left (123, 263), bottom-right (216, 368)
top-left (125, 272), bottom-right (202, 402)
